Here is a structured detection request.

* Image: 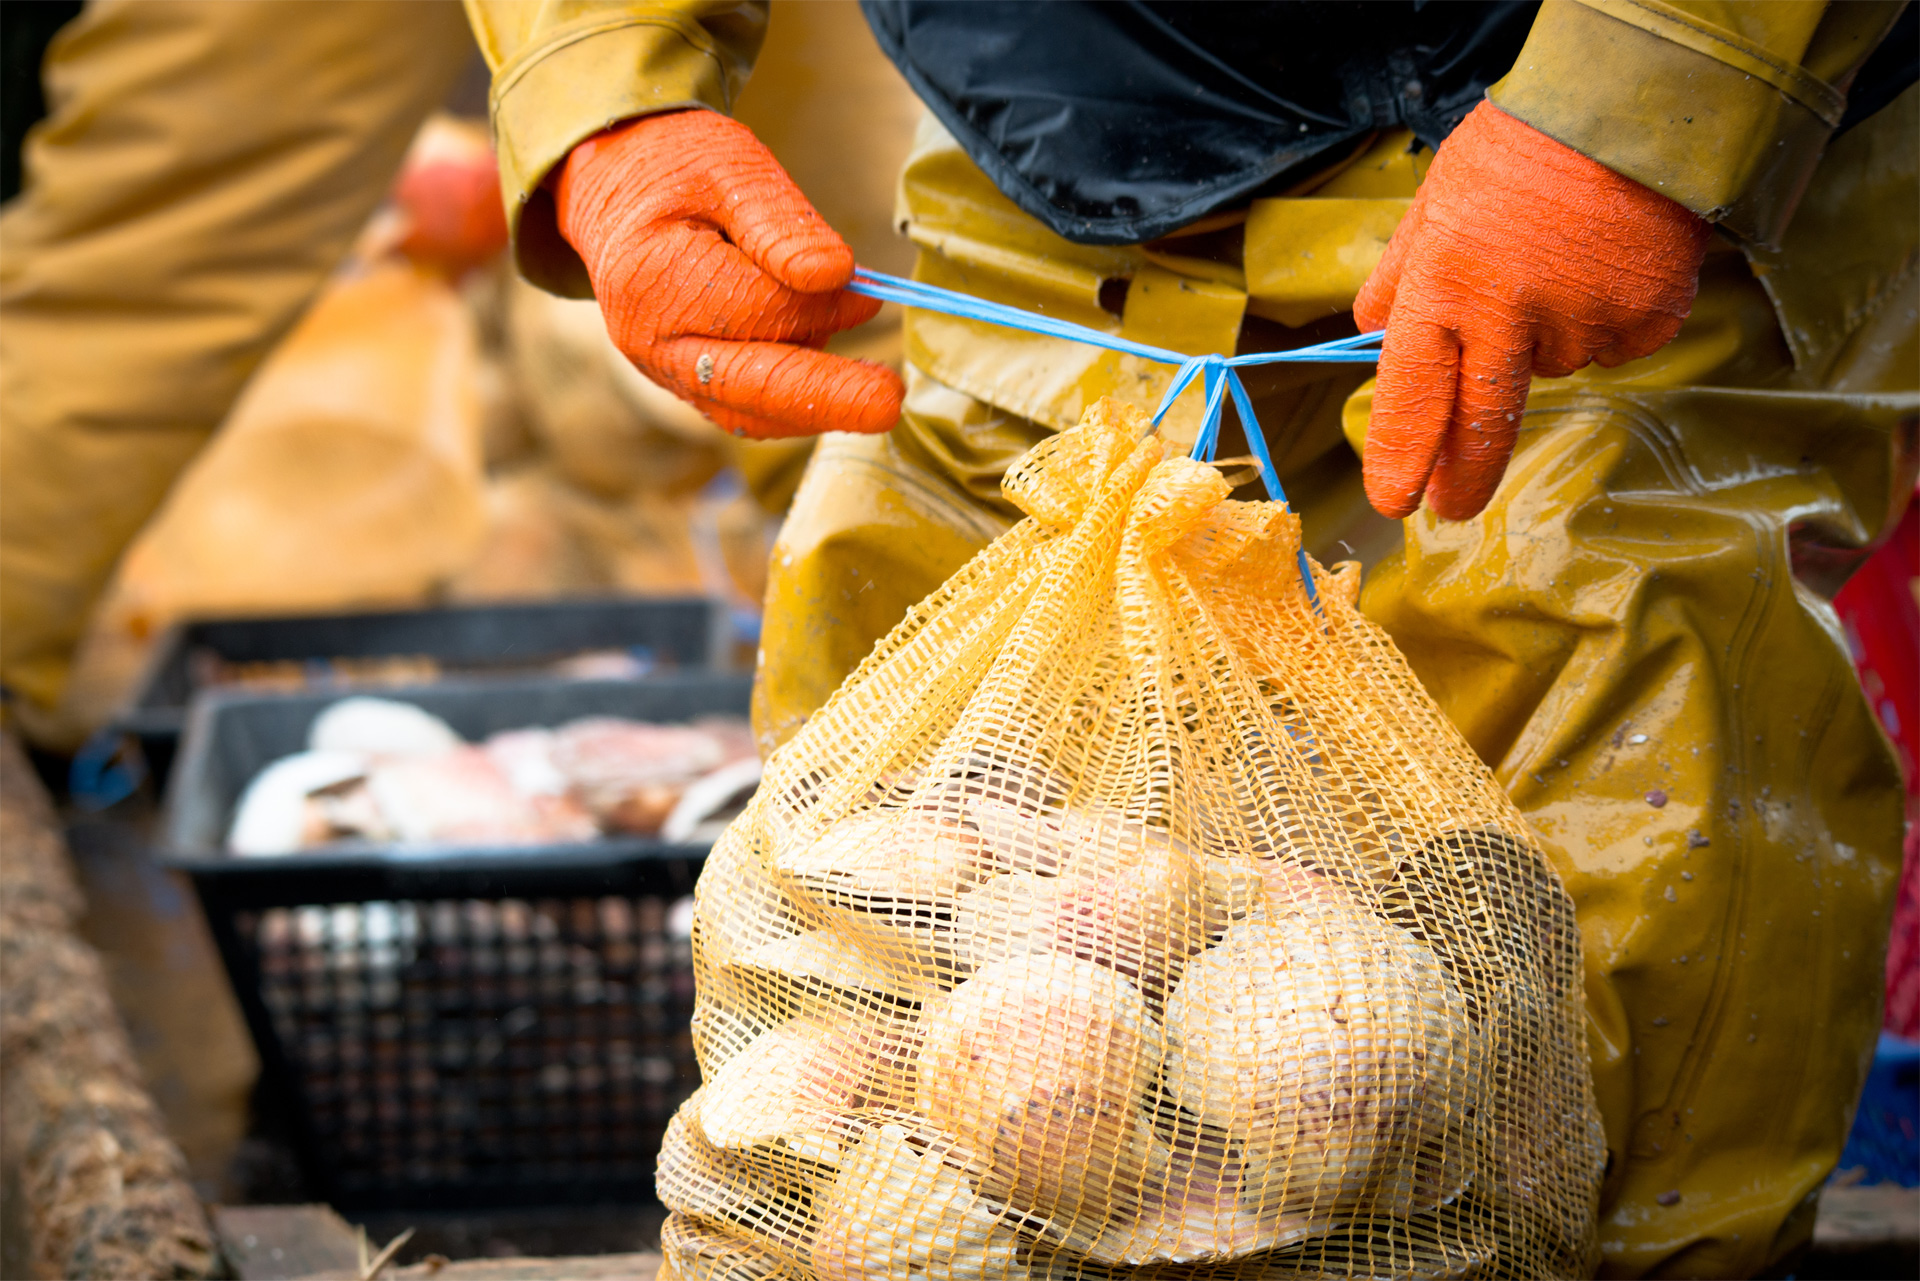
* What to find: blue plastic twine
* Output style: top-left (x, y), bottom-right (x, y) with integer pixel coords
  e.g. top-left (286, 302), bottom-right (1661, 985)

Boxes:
top-left (845, 268), bottom-right (1382, 606)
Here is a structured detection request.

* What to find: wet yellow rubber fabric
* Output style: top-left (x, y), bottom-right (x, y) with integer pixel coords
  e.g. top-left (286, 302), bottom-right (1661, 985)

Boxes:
top-left (751, 118), bottom-right (1413, 750)
top-left (757, 89), bottom-right (1917, 1275)
top-left (0, 0), bottom-right (473, 739)
top-left (463, 0), bottom-right (769, 297)
top-left (1490, 0), bottom-right (1905, 247)
top-left (1355, 86), bottom-right (1918, 1278)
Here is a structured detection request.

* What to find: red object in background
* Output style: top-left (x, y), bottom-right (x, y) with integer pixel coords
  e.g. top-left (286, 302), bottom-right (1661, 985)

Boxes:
top-left (1835, 493), bottom-right (1920, 1037)
top-left (1887, 830), bottom-right (1920, 1039)
top-left (393, 152), bottom-right (509, 278)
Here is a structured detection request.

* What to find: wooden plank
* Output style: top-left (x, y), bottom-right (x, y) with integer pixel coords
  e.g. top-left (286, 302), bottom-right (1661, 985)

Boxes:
top-left (214, 1204), bottom-right (363, 1280)
top-left (0, 731), bottom-right (219, 1279)
top-left (1801, 1183), bottom-right (1920, 1279)
top-left (1813, 1182), bottom-right (1920, 1249)
top-left (304, 1249), bottom-right (663, 1280)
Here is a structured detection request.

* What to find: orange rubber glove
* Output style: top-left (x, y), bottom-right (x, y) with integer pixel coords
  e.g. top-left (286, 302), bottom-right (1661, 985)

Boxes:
top-left (1353, 102), bottom-right (1711, 520)
top-left (556, 110), bottom-right (903, 439)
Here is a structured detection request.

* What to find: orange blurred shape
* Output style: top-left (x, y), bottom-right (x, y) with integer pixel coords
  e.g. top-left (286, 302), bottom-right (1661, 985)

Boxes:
top-left (393, 118), bottom-right (508, 277)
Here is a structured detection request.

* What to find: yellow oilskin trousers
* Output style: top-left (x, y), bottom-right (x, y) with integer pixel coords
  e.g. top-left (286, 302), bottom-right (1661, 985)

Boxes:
top-left (0, 0), bottom-right (904, 745)
top-left (756, 89), bottom-right (1918, 1277)
top-left (0, 0), bottom-right (475, 743)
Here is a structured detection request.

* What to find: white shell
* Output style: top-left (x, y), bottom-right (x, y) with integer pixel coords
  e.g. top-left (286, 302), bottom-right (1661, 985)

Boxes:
top-left (956, 820), bottom-right (1214, 999)
top-left (810, 1124), bottom-right (1031, 1281)
top-left (308, 696), bottom-right (462, 758)
top-left (1162, 903), bottom-right (1480, 1224)
top-left (661, 757), bottom-right (763, 842)
top-left (697, 1014), bottom-right (880, 1154)
top-left (916, 954), bottom-right (1159, 1225)
top-left (227, 750), bottom-right (368, 855)
top-left (726, 929), bottom-right (937, 1005)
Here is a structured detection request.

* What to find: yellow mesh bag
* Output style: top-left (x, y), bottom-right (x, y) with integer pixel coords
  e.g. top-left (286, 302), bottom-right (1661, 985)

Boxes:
top-left (660, 399), bottom-right (1605, 1279)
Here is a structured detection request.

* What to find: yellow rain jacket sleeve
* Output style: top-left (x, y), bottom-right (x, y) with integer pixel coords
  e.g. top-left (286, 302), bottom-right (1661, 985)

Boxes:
top-left (462, 0), bottom-right (768, 296)
top-left (1489, 0), bottom-right (1907, 247)
top-left (469, 0), bottom-right (1904, 276)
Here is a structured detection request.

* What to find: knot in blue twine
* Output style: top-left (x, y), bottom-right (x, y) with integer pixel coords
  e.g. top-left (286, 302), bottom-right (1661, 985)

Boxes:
top-left (845, 268), bottom-right (1384, 607)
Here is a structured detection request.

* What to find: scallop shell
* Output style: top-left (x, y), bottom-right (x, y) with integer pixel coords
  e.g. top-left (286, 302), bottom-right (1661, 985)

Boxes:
top-left (810, 1123), bottom-right (1032, 1281)
top-left (1162, 902), bottom-right (1480, 1227)
top-left (698, 1014), bottom-right (889, 1158)
top-left (916, 954), bottom-right (1159, 1226)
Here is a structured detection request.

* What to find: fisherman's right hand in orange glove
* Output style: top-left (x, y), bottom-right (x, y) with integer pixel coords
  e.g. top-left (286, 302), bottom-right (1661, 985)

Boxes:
top-left (556, 110), bottom-right (903, 439)
top-left (1353, 102), bottom-right (1712, 521)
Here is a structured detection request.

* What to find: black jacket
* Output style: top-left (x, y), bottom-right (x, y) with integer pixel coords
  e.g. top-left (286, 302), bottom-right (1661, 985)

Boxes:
top-left (861, 0), bottom-right (1538, 244)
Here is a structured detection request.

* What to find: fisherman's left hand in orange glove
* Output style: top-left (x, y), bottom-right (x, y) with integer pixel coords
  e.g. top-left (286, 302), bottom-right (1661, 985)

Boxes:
top-left (556, 109), bottom-right (902, 440)
top-left (1354, 101), bottom-right (1712, 521)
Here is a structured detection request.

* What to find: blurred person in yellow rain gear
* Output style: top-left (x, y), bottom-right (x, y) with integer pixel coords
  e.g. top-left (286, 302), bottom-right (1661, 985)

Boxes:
top-left (0, 0), bottom-right (907, 745)
top-left (0, 1), bottom-right (1913, 1275)
top-left (0, 1), bottom-right (478, 741)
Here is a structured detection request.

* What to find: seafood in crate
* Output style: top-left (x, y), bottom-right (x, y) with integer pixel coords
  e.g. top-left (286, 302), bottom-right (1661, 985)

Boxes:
top-left (227, 694), bottom-right (756, 852)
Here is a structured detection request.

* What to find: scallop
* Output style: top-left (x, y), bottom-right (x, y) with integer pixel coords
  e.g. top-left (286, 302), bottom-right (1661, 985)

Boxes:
top-left (656, 1110), bottom-right (813, 1264)
top-left (227, 750), bottom-right (369, 855)
top-left (1080, 1133), bottom-right (1307, 1265)
top-left (307, 696), bottom-right (461, 758)
top-left (810, 1124), bottom-right (1030, 1281)
top-left (724, 928), bottom-right (940, 1008)
top-left (908, 753), bottom-right (1075, 875)
top-left (956, 822), bottom-right (1214, 1000)
top-left (1230, 855), bottom-right (1357, 911)
top-left (697, 1014), bottom-right (887, 1157)
top-left (773, 811), bottom-right (981, 979)
top-left (1162, 902), bottom-right (1480, 1227)
top-left (658, 1214), bottom-right (789, 1281)
top-left (916, 954), bottom-right (1159, 1224)
top-left (775, 811), bottom-right (984, 903)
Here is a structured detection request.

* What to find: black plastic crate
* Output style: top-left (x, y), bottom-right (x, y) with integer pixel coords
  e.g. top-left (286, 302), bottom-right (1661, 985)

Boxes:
top-left (117, 597), bottom-right (733, 785)
top-left (160, 673), bottom-right (751, 1210)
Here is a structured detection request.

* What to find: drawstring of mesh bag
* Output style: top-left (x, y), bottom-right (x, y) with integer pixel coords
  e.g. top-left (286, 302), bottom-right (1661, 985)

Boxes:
top-left (846, 267), bottom-right (1384, 605)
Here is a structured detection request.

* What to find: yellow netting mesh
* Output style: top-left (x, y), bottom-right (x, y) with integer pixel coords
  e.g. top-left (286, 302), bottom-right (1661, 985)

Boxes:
top-left (659, 399), bottom-right (1604, 1279)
